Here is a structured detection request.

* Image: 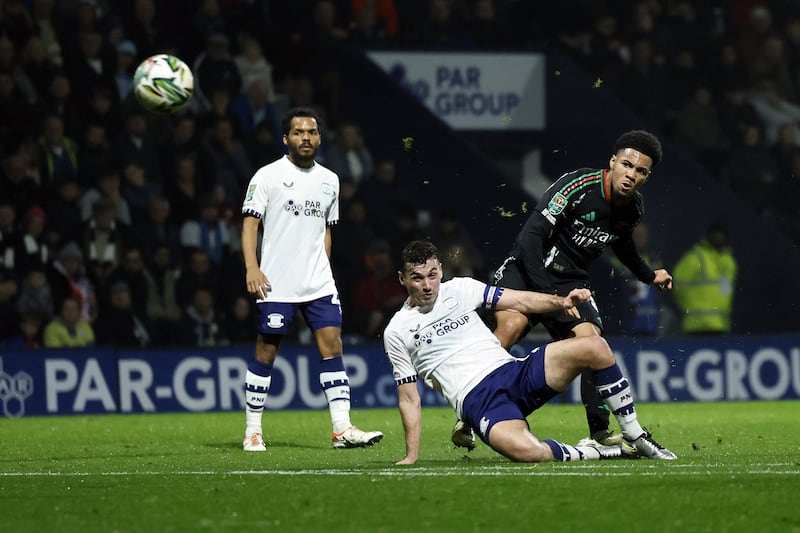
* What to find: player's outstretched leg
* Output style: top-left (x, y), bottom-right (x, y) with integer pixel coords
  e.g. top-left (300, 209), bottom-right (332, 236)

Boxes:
top-left (320, 356), bottom-right (383, 448)
top-left (593, 364), bottom-right (677, 460)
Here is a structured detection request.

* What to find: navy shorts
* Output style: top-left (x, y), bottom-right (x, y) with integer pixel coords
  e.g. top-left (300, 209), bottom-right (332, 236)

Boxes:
top-left (256, 294), bottom-right (342, 335)
top-left (493, 256), bottom-right (603, 338)
top-left (460, 345), bottom-right (558, 445)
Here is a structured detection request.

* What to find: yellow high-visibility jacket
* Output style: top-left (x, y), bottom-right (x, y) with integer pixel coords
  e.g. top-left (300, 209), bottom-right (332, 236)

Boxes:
top-left (672, 241), bottom-right (737, 333)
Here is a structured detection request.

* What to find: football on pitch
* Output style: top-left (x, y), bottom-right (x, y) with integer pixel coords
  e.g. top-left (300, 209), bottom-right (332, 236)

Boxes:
top-left (133, 54), bottom-right (194, 113)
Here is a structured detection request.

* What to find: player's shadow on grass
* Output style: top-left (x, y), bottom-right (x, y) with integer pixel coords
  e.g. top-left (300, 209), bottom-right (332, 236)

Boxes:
top-left (213, 440), bottom-right (322, 450)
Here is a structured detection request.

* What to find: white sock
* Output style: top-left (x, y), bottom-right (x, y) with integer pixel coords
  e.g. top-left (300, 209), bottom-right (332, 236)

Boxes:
top-left (320, 357), bottom-right (351, 434)
top-left (245, 370), bottom-right (271, 434)
top-left (545, 439), bottom-right (597, 461)
top-left (594, 365), bottom-right (645, 441)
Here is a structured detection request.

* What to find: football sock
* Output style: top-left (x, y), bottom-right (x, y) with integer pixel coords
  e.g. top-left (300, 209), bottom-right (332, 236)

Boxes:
top-left (593, 363), bottom-right (645, 440)
top-left (244, 359), bottom-right (273, 434)
top-left (320, 356), bottom-right (351, 434)
top-left (545, 439), bottom-right (597, 461)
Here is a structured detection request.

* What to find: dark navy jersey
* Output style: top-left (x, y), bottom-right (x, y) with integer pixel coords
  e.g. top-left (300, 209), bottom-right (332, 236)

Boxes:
top-left (509, 167), bottom-right (655, 293)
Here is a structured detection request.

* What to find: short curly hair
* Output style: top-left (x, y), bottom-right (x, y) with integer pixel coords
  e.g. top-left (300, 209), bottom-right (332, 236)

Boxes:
top-left (613, 130), bottom-right (662, 167)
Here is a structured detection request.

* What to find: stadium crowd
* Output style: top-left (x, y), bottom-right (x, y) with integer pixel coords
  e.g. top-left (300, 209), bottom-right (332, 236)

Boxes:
top-left (0, 0), bottom-right (798, 348)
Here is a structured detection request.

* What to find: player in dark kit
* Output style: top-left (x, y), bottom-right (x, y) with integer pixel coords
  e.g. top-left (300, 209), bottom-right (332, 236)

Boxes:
top-left (452, 130), bottom-right (674, 451)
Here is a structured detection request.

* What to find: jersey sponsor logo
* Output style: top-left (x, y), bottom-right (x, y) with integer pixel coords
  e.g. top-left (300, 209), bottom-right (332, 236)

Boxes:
top-left (284, 199), bottom-right (326, 218)
top-left (547, 192), bottom-right (567, 215)
top-left (571, 220), bottom-right (617, 249)
top-left (266, 313), bottom-right (285, 328)
top-left (245, 184), bottom-right (256, 201)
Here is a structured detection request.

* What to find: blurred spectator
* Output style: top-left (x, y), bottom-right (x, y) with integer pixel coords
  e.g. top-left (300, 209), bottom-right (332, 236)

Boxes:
top-left (83, 86), bottom-right (123, 137)
top-left (233, 33), bottom-right (276, 100)
top-left (177, 285), bottom-right (228, 347)
top-left (179, 194), bottom-right (231, 266)
top-left (125, 0), bottom-right (163, 59)
top-left (720, 122), bottom-right (781, 215)
top-left (770, 122), bottom-right (800, 175)
top-left (716, 81), bottom-right (763, 148)
top-left (82, 205), bottom-right (125, 317)
top-left (0, 34), bottom-right (38, 105)
top-left (110, 108), bottom-right (163, 185)
top-left (351, 238), bottom-right (406, 340)
top-left (175, 247), bottom-right (220, 309)
top-left (116, 245), bottom-right (150, 319)
top-left (331, 194), bottom-right (375, 311)
top-left (671, 83), bottom-right (729, 175)
top-left (359, 157), bottom-right (414, 235)
top-left (165, 152), bottom-right (204, 225)
top-left (747, 79), bottom-right (800, 146)
top-left (13, 205), bottom-right (50, 278)
top-left (37, 113), bottom-right (79, 190)
top-left (611, 38), bottom-right (669, 132)
top-left (0, 142), bottom-right (43, 216)
top-left (45, 177), bottom-right (84, 247)
top-left (30, 0), bottom-right (66, 67)
top-left (0, 261), bottom-right (19, 340)
top-left (351, 0), bottom-right (399, 37)
top-left (43, 296), bottom-right (95, 348)
top-left (672, 224), bottom-right (738, 335)
top-left (48, 241), bottom-right (96, 322)
top-left (416, 0), bottom-right (471, 48)
top-left (468, 0), bottom-right (511, 48)
top-left (382, 202), bottom-right (427, 268)
top-left (224, 294), bottom-right (255, 346)
top-left (79, 166), bottom-right (132, 227)
top-left (202, 115), bottom-right (254, 203)
top-left (0, 201), bottom-right (19, 273)
top-left (156, 113), bottom-right (214, 190)
top-left (5, 312), bottom-right (44, 349)
top-left (607, 222), bottom-right (673, 336)
top-left (120, 160), bottom-right (160, 220)
top-left (427, 208), bottom-right (484, 279)
top-left (19, 35), bottom-right (57, 99)
top-left (193, 32), bottom-right (242, 112)
top-left (77, 122), bottom-right (113, 187)
top-left (348, 1), bottom-right (391, 47)
top-left (229, 79), bottom-right (281, 140)
top-left (244, 118), bottom-right (284, 167)
top-left (16, 266), bottom-right (54, 322)
top-left (144, 242), bottom-right (181, 346)
top-left (113, 39), bottom-right (137, 103)
top-left (34, 70), bottom-right (80, 139)
top-left (325, 120), bottom-right (374, 184)
top-left (94, 280), bottom-right (152, 348)
top-left (130, 195), bottom-right (180, 258)
top-left (66, 29), bottom-right (115, 107)
top-left (0, 66), bottom-right (36, 148)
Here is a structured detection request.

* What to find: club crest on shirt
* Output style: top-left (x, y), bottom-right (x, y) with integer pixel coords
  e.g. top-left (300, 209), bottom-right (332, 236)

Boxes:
top-left (321, 183), bottom-right (335, 196)
top-left (547, 192), bottom-right (567, 215)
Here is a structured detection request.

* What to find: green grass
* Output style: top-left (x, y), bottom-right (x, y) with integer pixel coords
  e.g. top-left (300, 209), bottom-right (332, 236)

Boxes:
top-left (1, 402), bottom-right (799, 532)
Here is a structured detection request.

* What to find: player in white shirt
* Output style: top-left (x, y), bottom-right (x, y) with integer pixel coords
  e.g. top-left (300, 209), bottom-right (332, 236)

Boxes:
top-left (384, 240), bottom-right (677, 464)
top-left (240, 107), bottom-right (383, 451)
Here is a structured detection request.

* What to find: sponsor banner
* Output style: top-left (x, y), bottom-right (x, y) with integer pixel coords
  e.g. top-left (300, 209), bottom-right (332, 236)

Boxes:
top-left (367, 51), bottom-right (545, 130)
top-left (1, 336), bottom-right (798, 417)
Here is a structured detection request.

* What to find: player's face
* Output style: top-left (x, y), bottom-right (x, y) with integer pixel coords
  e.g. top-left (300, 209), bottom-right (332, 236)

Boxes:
top-left (399, 258), bottom-right (443, 307)
top-left (284, 116), bottom-right (321, 168)
top-left (608, 148), bottom-right (653, 201)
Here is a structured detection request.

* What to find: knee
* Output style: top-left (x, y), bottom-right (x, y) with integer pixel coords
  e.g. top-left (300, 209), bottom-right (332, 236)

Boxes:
top-left (582, 336), bottom-right (614, 367)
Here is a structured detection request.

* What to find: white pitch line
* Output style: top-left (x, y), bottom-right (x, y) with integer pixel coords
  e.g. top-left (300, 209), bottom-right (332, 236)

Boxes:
top-left (1, 467), bottom-right (798, 477)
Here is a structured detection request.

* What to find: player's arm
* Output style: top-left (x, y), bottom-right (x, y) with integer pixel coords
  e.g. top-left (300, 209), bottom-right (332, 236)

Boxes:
top-left (496, 286), bottom-right (591, 315)
top-left (242, 215), bottom-right (270, 298)
top-left (395, 381), bottom-right (421, 465)
top-left (324, 225), bottom-right (332, 259)
top-left (611, 235), bottom-right (672, 290)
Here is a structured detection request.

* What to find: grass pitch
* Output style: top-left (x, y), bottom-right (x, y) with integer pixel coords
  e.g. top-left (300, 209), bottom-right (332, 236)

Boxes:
top-left (1, 401), bottom-right (799, 532)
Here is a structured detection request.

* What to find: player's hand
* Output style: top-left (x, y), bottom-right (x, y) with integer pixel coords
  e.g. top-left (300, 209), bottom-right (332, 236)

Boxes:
top-left (653, 269), bottom-right (673, 291)
top-left (246, 268), bottom-right (271, 299)
top-left (564, 288), bottom-right (591, 306)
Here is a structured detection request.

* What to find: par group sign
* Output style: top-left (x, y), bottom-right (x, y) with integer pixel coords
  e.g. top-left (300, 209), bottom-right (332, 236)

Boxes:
top-left (367, 51), bottom-right (546, 131)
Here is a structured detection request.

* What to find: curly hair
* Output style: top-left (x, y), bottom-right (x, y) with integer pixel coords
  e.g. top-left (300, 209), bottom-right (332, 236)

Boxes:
top-left (613, 130), bottom-right (662, 167)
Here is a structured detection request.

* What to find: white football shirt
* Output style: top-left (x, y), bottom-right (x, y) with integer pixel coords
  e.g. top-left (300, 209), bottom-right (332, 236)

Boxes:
top-left (241, 155), bottom-right (339, 302)
top-left (383, 277), bottom-right (514, 416)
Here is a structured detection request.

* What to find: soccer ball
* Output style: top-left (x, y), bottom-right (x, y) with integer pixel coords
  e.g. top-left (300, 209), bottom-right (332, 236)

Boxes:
top-left (133, 54), bottom-right (194, 113)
